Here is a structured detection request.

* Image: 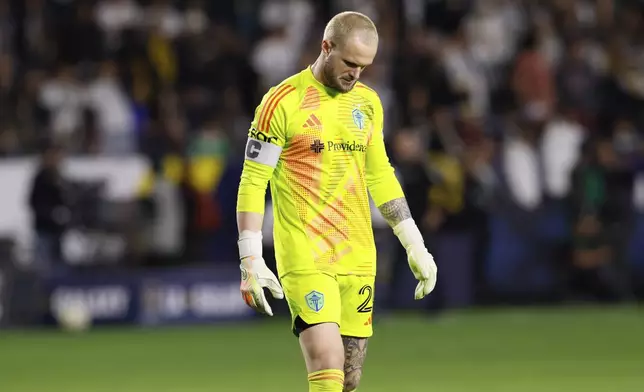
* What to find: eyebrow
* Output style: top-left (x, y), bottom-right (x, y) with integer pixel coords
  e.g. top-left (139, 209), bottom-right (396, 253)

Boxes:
top-left (343, 59), bottom-right (367, 68)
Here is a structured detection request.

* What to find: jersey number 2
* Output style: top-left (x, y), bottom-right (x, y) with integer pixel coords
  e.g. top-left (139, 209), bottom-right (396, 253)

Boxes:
top-left (356, 284), bottom-right (373, 313)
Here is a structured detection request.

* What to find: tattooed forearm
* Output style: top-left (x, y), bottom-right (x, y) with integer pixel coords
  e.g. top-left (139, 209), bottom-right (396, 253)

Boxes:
top-left (342, 337), bottom-right (368, 392)
top-left (377, 197), bottom-right (412, 227)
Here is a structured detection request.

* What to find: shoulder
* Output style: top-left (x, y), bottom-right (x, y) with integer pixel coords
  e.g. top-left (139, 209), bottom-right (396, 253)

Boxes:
top-left (261, 70), bottom-right (310, 108)
top-left (354, 82), bottom-right (382, 107)
top-left (261, 82), bottom-right (298, 110)
top-left (254, 72), bottom-right (310, 132)
top-left (353, 82), bottom-right (383, 124)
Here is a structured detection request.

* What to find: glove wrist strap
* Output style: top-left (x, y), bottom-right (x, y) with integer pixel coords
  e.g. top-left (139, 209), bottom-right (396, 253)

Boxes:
top-left (238, 230), bottom-right (263, 260)
top-left (393, 218), bottom-right (424, 249)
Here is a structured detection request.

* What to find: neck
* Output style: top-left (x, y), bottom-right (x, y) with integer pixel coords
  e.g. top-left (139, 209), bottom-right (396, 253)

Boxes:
top-left (311, 54), bottom-right (327, 87)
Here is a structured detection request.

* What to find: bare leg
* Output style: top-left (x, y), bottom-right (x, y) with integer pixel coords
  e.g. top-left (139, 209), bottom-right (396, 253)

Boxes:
top-left (299, 322), bottom-right (346, 372)
top-left (341, 336), bottom-right (368, 391)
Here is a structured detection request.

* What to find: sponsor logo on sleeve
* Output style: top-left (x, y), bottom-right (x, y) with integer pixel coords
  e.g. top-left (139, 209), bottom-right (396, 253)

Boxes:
top-left (249, 127), bottom-right (278, 144)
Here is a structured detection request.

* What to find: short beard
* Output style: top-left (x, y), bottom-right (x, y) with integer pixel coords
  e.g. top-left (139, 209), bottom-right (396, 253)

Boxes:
top-left (323, 59), bottom-right (353, 93)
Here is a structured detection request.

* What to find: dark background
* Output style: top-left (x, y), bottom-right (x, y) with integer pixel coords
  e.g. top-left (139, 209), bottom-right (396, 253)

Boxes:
top-left (1, 1), bottom-right (644, 391)
top-left (1, 0), bottom-right (644, 323)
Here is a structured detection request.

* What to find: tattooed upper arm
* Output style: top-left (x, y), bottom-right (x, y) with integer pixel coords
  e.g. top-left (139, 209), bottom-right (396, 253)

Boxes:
top-left (377, 197), bottom-right (411, 227)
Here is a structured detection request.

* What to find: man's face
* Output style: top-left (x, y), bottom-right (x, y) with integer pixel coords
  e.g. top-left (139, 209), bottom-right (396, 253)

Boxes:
top-left (322, 35), bottom-right (377, 93)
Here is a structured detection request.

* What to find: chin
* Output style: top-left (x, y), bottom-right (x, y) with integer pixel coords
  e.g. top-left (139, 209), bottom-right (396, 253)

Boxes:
top-left (337, 80), bottom-right (356, 93)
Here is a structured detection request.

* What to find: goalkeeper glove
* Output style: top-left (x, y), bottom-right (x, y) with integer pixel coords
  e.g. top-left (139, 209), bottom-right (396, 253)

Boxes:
top-left (393, 219), bottom-right (438, 299)
top-left (237, 230), bottom-right (284, 316)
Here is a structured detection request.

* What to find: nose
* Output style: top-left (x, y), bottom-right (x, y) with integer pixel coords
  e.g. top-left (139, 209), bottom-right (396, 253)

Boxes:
top-left (349, 67), bottom-right (361, 80)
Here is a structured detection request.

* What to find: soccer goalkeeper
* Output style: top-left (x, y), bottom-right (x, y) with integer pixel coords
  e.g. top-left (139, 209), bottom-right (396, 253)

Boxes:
top-left (236, 11), bottom-right (438, 392)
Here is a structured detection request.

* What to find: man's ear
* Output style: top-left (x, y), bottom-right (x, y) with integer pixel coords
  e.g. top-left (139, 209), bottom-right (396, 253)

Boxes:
top-left (321, 39), bottom-right (333, 56)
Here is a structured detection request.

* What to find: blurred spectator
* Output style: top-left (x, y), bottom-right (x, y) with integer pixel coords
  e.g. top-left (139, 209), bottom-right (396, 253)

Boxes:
top-left (388, 129), bottom-right (433, 309)
top-left (13, 68), bottom-right (49, 151)
top-left (534, 9), bottom-right (563, 69)
top-left (182, 118), bottom-right (230, 261)
top-left (465, 0), bottom-right (520, 71)
top-left (252, 0), bottom-right (315, 89)
top-left (95, 0), bottom-right (142, 51)
top-left (392, 129), bottom-right (432, 222)
top-left (512, 28), bottom-right (556, 123)
top-left (147, 23), bottom-right (178, 87)
top-left (38, 65), bottom-right (86, 148)
top-left (0, 0), bottom-right (643, 304)
top-left (541, 108), bottom-right (585, 200)
top-left (85, 59), bottom-right (135, 155)
top-left (143, 0), bottom-right (184, 40)
top-left (556, 37), bottom-right (600, 125)
top-left (251, 25), bottom-right (297, 90)
top-left (183, 0), bottom-right (209, 36)
top-left (569, 138), bottom-right (633, 302)
top-left (569, 213), bottom-right (631, 302)
top-left (28, 143), bottom-right (69, 274)
top-left (442, 24), bottom-right (489, 118)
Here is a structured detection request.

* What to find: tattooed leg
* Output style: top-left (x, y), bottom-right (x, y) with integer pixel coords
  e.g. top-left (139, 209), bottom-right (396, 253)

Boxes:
top-left (342, 336), bottom-right (368, 392)
top-left (377, 197), bottom-right (412, 227)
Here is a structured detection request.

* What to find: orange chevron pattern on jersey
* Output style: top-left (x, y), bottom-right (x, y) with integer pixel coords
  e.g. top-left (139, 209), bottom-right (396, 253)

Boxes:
top-left (240, 67), bottom-right (403, 278)
top-left (276, 70), bottom-right (376, 276)
top-left (300, 86), bottom-right (321, 110)
top-left (258, 84), bottom-right (296, 133)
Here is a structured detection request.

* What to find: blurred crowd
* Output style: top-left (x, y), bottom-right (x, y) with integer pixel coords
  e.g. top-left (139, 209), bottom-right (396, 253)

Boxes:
top-left (2, 0), bottom-right (644, 304)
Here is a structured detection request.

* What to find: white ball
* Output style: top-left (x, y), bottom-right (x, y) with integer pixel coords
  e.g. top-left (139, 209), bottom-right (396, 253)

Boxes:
top-left (55, 302), bottom-right (93, 332)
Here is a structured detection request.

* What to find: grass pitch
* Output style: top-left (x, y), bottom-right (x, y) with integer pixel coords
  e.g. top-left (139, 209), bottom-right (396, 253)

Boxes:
top-left (1, 306), bottom-right (643, 392)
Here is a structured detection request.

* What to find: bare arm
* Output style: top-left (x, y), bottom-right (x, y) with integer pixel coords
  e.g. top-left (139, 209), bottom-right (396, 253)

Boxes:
top-left (377, 197), bottom-right (412, 228)
top-left (237, 211), bottom-right (264, 234)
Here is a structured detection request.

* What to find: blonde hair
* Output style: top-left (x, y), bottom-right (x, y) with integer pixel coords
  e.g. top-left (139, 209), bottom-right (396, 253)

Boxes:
top-left (323, 11), bottom-right (378, 47)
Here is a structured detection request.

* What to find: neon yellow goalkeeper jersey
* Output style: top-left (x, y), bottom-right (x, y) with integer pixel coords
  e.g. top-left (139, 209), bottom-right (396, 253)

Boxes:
top-left (237, 67), bottom-right (404, 278)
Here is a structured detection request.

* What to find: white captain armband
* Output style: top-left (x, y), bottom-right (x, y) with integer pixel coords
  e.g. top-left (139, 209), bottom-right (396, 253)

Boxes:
top-left (244, 138), bottom-right (282, 168)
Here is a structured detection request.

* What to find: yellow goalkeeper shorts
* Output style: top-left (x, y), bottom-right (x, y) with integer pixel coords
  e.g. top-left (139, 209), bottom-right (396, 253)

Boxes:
top-left (280, 271), bottom-right (375, 338)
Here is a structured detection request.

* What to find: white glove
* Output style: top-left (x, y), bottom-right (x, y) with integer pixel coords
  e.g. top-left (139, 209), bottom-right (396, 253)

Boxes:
top-left (238, 230), bottom-right (284, 316)
top-left (393, 219), bottom-right (438, 299)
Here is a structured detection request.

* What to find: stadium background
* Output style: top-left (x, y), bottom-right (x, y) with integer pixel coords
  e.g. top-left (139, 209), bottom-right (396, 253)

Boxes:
top-left (1, 0), bottom-right (643, 391)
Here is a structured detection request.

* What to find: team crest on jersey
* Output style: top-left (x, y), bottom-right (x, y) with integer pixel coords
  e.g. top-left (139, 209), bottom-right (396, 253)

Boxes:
top-left (304, 291), bottom-right (324, 312)
top-left (352, 108), bottom-right (365, 130)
